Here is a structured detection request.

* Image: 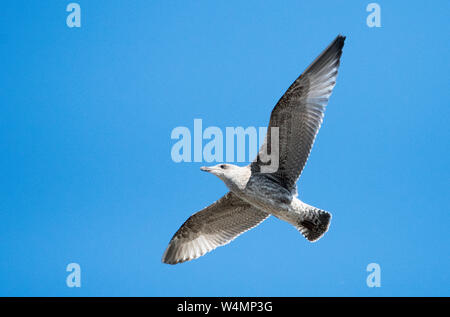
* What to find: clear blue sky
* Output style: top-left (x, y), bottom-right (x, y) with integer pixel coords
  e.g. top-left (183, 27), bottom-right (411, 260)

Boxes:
top-left (0, 1), bottom-right (449, 296)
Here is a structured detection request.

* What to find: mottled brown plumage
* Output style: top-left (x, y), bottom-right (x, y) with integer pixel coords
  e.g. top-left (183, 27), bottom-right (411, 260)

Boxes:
top-left (163, 35), bottom-right (345, 265)
top-left (251, 35), bottom-right (345, 191)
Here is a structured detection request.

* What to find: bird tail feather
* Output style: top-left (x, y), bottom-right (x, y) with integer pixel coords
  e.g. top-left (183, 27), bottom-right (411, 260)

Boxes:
top-left (297, 207), bottom-right (331, 242)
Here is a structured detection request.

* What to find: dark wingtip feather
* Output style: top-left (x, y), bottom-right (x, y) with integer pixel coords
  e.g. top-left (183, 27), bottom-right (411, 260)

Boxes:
top-left (300, 34), bottom-right (346, 76)
top-left (330, 34), bottom-right (346, 54)
top-left (334, 34), bottom-right (346, 51)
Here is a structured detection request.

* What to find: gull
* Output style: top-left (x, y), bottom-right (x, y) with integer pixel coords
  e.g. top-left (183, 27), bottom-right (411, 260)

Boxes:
top-left (162, 35), bottom-right (346, 264)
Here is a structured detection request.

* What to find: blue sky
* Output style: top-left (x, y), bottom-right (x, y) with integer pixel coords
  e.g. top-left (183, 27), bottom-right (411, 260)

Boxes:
top-left (0, 1), bottom-right (449, 296)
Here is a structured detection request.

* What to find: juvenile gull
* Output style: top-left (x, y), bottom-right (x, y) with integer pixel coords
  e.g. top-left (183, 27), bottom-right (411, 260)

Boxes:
top-left (162, 35), bottom-right (346, 264)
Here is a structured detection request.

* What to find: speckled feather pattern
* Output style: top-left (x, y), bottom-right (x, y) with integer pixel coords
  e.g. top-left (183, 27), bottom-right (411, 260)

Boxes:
top-left (162, 35), bottom-right (345, 264)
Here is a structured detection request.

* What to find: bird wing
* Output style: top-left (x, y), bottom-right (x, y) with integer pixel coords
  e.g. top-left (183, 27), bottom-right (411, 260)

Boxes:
top-left (251, 35), bottom-right (345, 191)
top-left (162, 192), bottom-right (269, 264)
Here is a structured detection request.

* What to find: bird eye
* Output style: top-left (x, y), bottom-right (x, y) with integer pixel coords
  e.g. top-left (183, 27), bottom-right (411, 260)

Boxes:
top-left (220, 164), bottom-right (226, 169)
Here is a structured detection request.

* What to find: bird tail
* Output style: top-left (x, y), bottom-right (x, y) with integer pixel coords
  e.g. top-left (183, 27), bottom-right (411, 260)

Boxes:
top-left (297, 207), bottom-right (331, 242)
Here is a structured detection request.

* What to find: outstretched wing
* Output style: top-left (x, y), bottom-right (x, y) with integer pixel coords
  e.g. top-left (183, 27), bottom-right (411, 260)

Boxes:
top-left (251, 35), bottom-right (345, 191)
top-left (162, 192), bottom-right (269, 264)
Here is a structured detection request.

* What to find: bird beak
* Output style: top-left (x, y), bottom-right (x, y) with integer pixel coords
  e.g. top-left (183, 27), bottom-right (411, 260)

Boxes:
top-left (200, 166), bottom-right (211, 172)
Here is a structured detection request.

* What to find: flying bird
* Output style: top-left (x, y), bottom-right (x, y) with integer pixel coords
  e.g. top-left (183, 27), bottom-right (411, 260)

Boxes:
top-left (162, 35), bottom-right (346, 264)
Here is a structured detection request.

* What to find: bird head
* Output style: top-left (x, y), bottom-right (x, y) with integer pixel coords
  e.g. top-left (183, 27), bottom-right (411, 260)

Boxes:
top-left (200, 163), bottom-right (246, 188)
